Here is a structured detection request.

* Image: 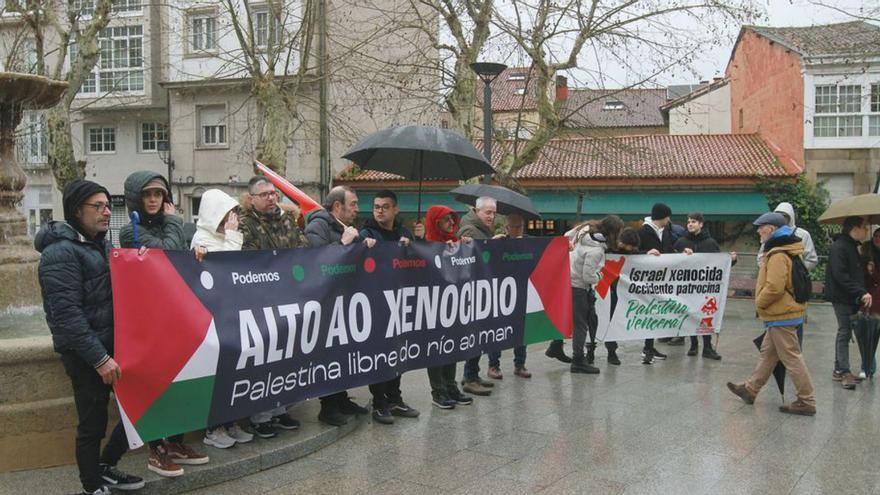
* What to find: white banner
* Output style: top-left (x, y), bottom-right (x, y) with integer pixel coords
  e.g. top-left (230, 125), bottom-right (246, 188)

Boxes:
top-left (595, 253), bottom-right (732, 342)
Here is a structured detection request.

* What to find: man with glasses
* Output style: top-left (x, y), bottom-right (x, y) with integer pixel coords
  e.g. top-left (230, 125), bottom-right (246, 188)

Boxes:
top-left (358, 190), bottom-right (420, 424)
top-left (239, 176), bottom-right (310, 437)
top-left (36, 180), bottom-right (144, 494)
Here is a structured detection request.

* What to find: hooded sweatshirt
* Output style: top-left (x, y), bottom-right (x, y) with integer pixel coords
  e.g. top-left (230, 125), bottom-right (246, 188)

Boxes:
top-left (118, 171), bottom-right (186, 249)
top-left (756, 202), bottom-right (818, 270)
top-left (190, 189), bottom-right (243, 252)
top-left (566, 224), bottom-right (607, 289)
top-left (425, 205), bottom-right (459, 243)
top-left (756, 225), bottom-right (806, 325)
top-left (359, 217), bottom-right (414, 242)
top-left (457, 210), bottom-right (493, 240)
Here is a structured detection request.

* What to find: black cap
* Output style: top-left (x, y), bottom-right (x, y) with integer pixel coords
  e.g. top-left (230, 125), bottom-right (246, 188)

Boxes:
top-left (752, 212), bottom-right (787, 227)
top-left (651, 203), bottom-right (672, 220)
top-left (63, 179), bottom-right (110, 227)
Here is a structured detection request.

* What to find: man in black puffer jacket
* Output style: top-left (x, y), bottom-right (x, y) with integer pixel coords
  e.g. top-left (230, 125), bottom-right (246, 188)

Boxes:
top-left (36, 180), bottom-right (143, 495)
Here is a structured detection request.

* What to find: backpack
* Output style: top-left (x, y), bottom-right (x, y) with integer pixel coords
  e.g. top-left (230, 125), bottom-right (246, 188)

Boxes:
top-left (769, 251), bottom-right (812, 303)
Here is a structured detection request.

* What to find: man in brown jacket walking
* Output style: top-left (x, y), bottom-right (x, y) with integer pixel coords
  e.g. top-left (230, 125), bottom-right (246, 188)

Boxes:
top-left (727, 212), bottom-right (816, 416)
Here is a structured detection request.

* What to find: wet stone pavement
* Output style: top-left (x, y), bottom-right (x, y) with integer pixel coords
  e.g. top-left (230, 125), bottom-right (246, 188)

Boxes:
top-left (189, 300), bottom-right (880, 495)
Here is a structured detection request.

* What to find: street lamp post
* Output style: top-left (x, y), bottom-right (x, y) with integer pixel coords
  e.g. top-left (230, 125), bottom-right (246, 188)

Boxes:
top-left (470, 62), bottom-right (507, 184)
top-left (156, 140), bottom-right (174, 186)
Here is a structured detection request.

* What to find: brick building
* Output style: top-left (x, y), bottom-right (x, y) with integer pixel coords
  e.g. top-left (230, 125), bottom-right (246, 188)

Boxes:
top-left (727, 21), bottom-right (880, 200)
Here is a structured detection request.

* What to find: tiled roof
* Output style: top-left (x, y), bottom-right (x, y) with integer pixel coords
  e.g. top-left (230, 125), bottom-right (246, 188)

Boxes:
top-left (561, 88), bottom-right (668, 128)
top-left (337, 134), bottom-right (793, 182)
top-left (477, 66), bottom-right (542, 112)
top-left (747, 21), bottom-right (880, 58)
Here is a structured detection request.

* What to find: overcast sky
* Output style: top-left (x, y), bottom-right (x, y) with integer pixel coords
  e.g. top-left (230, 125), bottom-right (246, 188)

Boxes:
top-left (681, 0), bottom-right (868, 83)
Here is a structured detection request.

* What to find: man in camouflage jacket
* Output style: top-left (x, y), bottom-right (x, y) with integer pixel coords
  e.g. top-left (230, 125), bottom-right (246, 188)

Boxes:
top-left (238, 175), bottom-right (309, 438)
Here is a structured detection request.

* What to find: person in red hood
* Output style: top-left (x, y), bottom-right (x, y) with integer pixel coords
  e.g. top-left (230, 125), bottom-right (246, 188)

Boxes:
top-left (422, 206), bottom-right (476, 409)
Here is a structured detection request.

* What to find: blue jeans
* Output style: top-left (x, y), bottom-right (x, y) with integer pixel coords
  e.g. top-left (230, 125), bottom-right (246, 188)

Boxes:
top-left (488, 346), bottom-right (527, 368)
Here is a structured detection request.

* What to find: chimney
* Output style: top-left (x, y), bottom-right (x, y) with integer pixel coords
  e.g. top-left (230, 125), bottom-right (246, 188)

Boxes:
top-left (555, 75), bottom-right (569, 101)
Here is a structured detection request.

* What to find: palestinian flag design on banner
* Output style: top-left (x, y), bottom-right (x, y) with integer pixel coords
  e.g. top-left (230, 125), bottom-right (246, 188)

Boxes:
top-left (523, 237), bottom-right (572, 345)
top-left (112, 249), bottom-right (218, 447)
top-left (111, 237), bottom-right (571, 446)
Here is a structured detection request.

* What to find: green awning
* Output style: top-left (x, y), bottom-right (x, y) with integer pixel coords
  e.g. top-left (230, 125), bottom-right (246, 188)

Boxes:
top-left (578, 191), bottom-right (769, 220)
top-left (356, 190), bottom-right (769, 220)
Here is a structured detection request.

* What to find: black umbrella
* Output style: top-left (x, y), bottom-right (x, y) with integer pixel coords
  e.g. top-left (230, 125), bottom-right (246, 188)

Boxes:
top-left (342, 126), bottom-right (494, 218)
top-left (753, 327), bottom-right (804, 398)
top-left (852, 312), bottom-right (879, 378)
top-left (450, 184), bottom-right (541, 220)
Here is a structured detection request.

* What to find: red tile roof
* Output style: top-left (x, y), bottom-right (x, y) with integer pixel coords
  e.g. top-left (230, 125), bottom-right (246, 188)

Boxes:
top-left (337, 134), bottom-right (795, 183)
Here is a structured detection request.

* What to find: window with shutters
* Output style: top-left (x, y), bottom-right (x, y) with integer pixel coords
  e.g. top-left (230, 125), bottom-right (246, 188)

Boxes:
top-left (198, 105), bottom-right (228, 147)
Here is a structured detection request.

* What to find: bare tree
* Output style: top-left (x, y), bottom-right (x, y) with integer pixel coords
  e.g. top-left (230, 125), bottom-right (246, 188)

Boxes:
top-left (5, 0), bottom-right (114, 190)
top-left (490, 0), bottom-right (758, 186)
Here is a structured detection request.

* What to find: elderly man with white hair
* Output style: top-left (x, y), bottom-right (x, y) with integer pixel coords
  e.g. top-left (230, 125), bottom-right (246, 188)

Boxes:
top-left (457, 196), bottom-right (505, 396)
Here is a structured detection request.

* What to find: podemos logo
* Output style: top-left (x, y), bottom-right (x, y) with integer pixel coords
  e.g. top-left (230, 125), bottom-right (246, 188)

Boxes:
top-left (502, 251), bottom-right (533, 262)
top-left (392, 258), bottom-right (427, 269)
top-left (320, 263), bottom-right (357, 276)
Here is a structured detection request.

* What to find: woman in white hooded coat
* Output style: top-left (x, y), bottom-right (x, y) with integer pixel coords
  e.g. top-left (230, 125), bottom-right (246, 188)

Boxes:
top-left (567, 215), bottom-right (624, 374)
top-left (191, 189), bottom-right (243, 254)
top-left (190, 189), bottom-right (255, 448)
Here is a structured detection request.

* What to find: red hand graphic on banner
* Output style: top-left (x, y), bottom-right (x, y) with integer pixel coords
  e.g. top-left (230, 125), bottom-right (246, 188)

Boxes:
top-left (596, 257), bottom-right (626, 299)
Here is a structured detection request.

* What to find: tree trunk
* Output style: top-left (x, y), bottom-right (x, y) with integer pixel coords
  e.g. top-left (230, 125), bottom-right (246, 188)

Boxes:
top-left (47, 105), bottom-right (84, 190)
top-left (253, 77), bottom-right (292, 176)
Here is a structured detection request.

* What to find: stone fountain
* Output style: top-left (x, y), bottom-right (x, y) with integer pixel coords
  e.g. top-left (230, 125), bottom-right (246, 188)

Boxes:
top-left (0, 73), bottom-right (67, 308)
top-left (0, 72), bottom-right (75, 472)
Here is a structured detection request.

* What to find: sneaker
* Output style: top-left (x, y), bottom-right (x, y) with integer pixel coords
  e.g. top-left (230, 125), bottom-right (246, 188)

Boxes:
top-left (165, 441), bottom-right (209, 465)
top-left (82, 487), bottom-right (111, 495)
top-left (607, 351), bottom-right (621, 366)
top-left (147, 445), bottom-right (184, 477)
top-left (449, 391), bottom-right (473, 405)
top-left (389, 401), bottom-right (420, 418)
top-left (462, 380), bottom-right (492, 396)
top-left (372, 407), bottom-right (394, 425)
top-left (842, 372), bottom-right (857, 390)
top-left (514, 366), bottom-right (532, 378)
top-left (779, 399), bottom-right (816, 416)
top-left (203, 427), bottom-right (236, 449)
top-left (857, 371), bottom-right (867, 381)
top-left (667, 337), bottom-right (685, 346)
top-left (641, 349), bottom-right (654, 365)
top-left (488, 366), bottom-right (503, 380)
top-left (340, 398), bottom-right (369, 415)
top-left (832, 370), bottom-right (845, 381)
top-left (251, 422), bottom-right (277, 439)
top-left (272, 413), bottom-right (301, 430)
top-left (726, 382), bottom-right (756, 405)
top-left (650, 348), bottom-right (667, 360)
top-left (227, 423), bottom-right (254, 443)
top-left (100, 464), bottom-right (145, 491)
top-left (431, 393), bottom-right (456, 409)
top-left (687, 347), bottom-right (698, 357)
top-left (318, 410), bottom-right (351, 426)
top-left (702, 348), bottom-right (722, 361)
top-left (545, 341), bottom-right (572, 363)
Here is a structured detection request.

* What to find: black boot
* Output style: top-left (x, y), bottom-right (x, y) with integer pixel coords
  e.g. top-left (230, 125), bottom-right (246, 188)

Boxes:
top-left (545, 340), bottom-right (572, 364)
top-left (570, 355), bottom-right (600, 374)
top-left (687, 346), bottom-right (698, 357)
top-left (585, 343), bottom-right (596, 365)
top-left (702, 346), bottom-right (722, 360)
top-left (607, 349), bottom-right (621, 365)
